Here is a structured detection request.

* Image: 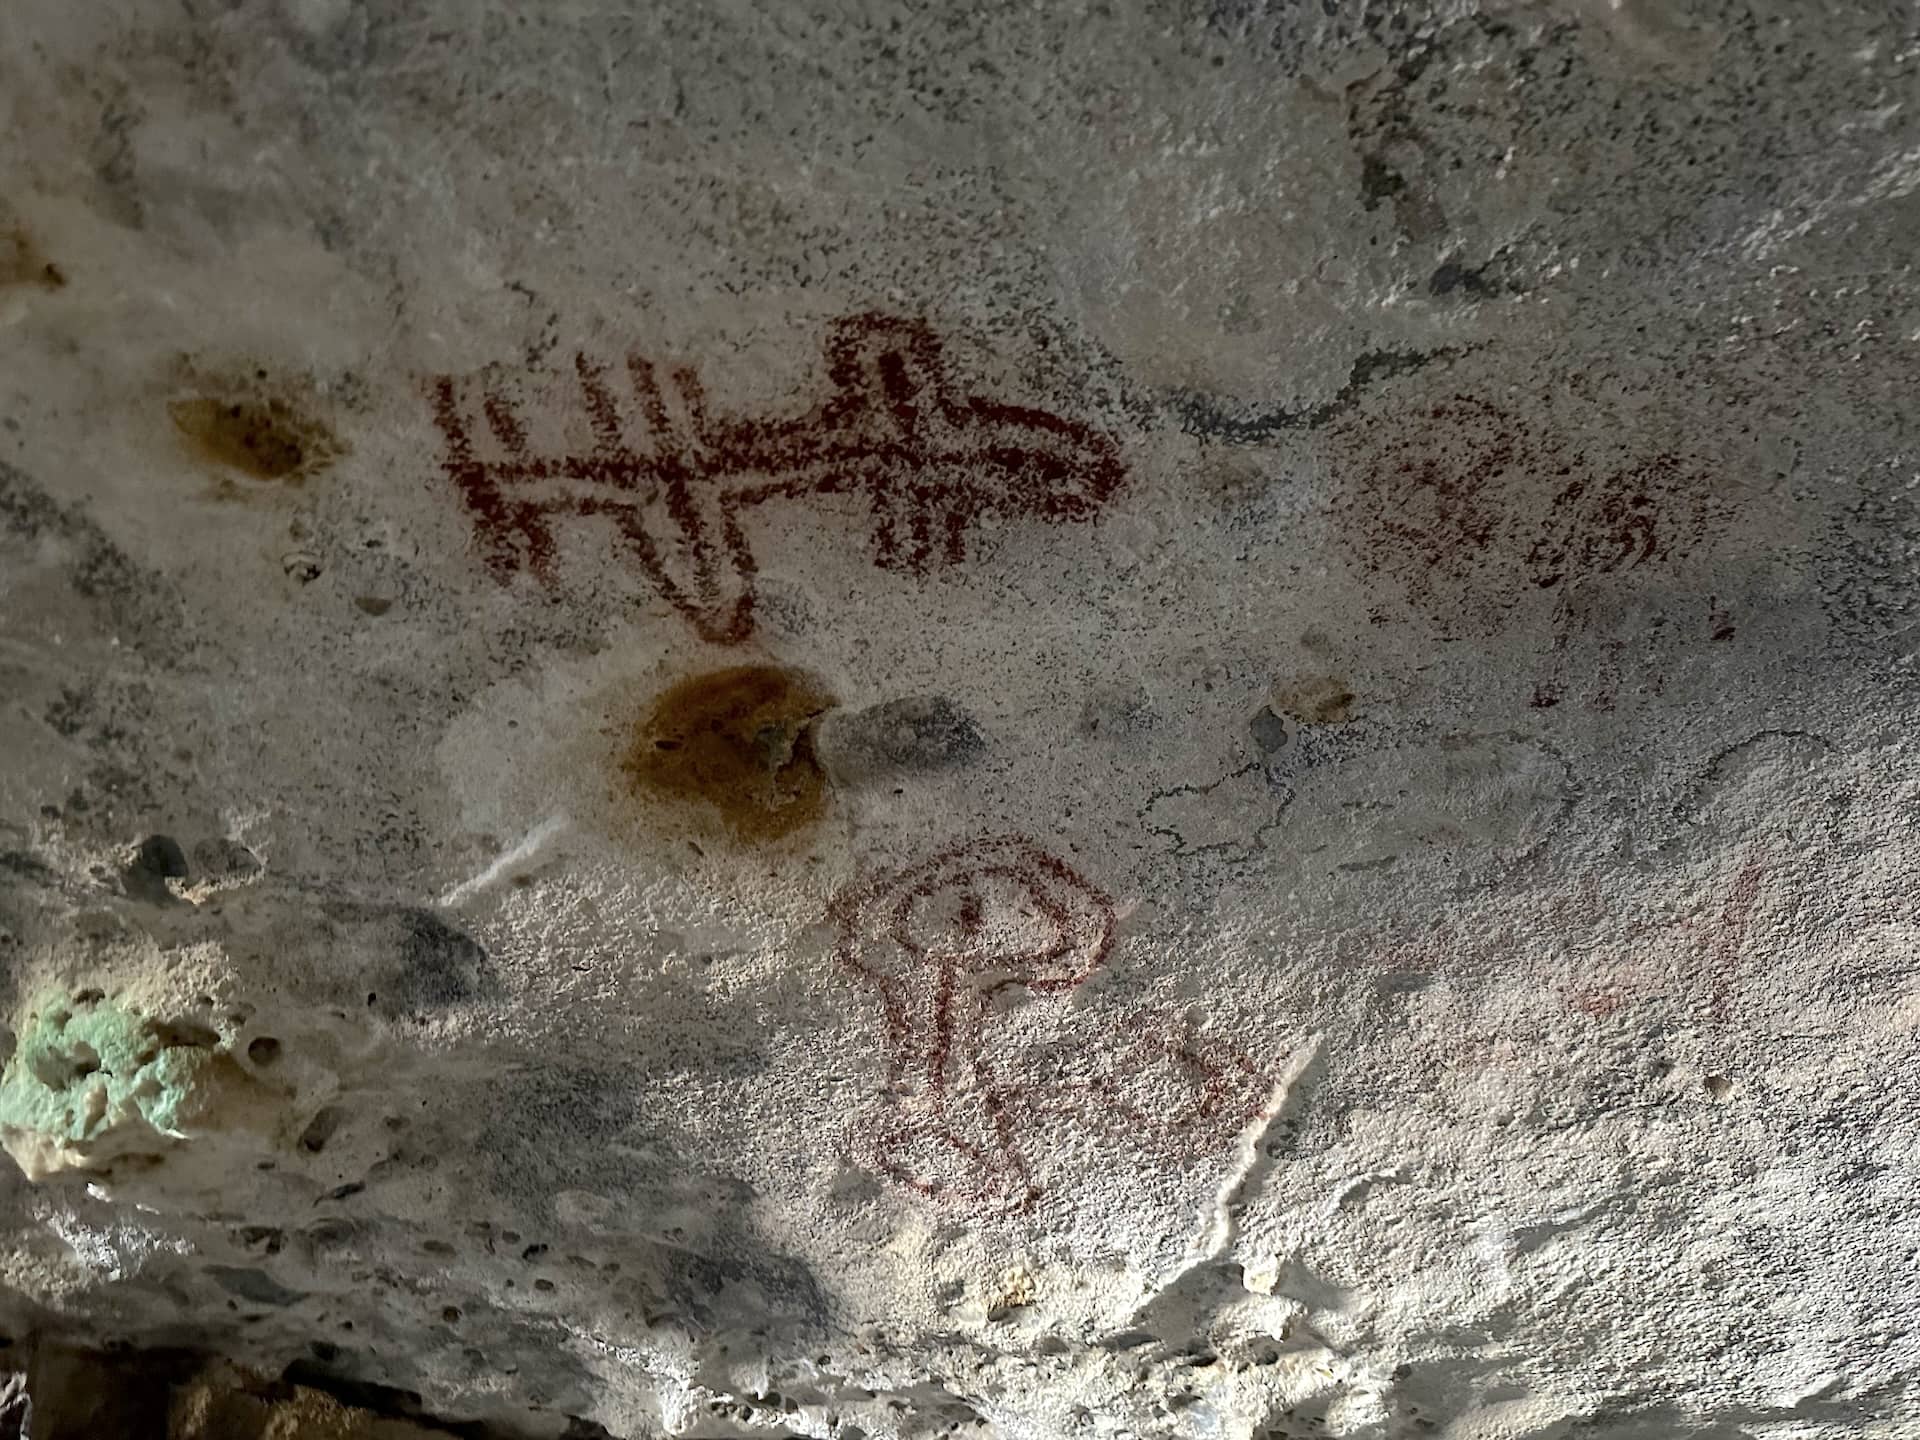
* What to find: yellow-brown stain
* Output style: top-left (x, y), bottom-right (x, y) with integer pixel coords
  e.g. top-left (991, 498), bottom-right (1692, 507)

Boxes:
top-left (1272, 676), bottom-right (1355, 724)
top-left (623, 665), bottom-right (838, 844)
top-left (0, 227), bottom-right (66, 290)
top-left (168, 373), bottom-right (344, 487)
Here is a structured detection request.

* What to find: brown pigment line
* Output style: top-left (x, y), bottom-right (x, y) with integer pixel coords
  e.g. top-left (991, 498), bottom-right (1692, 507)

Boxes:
top-left (864, 464), bottom-right (902, 570)
top-left (513, 500), bottom-right (560, 577)
top-left (1589, 638), bottom-right (1626, 714)
top-left (427, 376), bottom-right (544, 579)
top-left (1708, 854), bottom-right (1768, 1021)
top-left (882, 859), bottom-right (1066, 972)
top-left (481, 388), bottom-right (531, 458)
top-left (567, 455), bottom-right (656, 491)
top-left (654, 464), bottom-right (726, 613)
top-left (928, 957), bottom-right (958, 1097)
top-left (624, 354), bottom-right (674, 441)
top-left (426, 376), bottom-right (477, 471)
top-left (599, 506), bottom-right (723, 639)
top-left (875, 349), bottom-right (927, 445)
top-left (705, 492), bottom-right (760, 645)
top-left (905, 479), bottom-right (938, 572)
top-left (671, 366), bottom-right (718, 455)
top-left (828, 908), bottom-right (915, 1088)
top-left (573, 352), bottom-right (639, 471)
top-left (967, 1033), bottom-right (1042, 1208)
top-left (1530, 592), bottom-right (1581, 710)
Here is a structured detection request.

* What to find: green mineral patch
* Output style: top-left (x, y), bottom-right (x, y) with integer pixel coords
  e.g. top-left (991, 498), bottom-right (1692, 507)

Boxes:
top-left (0, 995), bottom-right (236, 1179)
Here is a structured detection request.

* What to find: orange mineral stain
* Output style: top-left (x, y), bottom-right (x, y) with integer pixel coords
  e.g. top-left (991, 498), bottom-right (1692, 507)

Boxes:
top-left (622, 665), bottom-right (838, 844)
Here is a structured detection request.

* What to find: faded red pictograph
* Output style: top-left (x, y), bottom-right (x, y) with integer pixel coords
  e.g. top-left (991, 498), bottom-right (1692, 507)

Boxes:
top-left (1526, 450), bottom-right (1726, 709)
top-left (1552, 850), bottom-right (1771, 1021)
top-left (1700, 850), bottom-right (1769, 1021)
top-left (829, 835), bottom-right (1273, 1213)
top-left (1334, 395), bottom-right (1728, 709)
top-left (424, 314), bottom-right (1127, 644)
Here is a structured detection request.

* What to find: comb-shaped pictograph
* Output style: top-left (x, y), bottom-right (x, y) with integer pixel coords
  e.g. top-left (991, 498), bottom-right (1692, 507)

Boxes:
top-left (425, 313), bottom-right (1127, 643)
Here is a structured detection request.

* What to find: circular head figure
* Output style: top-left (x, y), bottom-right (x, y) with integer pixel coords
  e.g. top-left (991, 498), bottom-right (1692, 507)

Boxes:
top-left (833, 835), bottom-right (1116, 998)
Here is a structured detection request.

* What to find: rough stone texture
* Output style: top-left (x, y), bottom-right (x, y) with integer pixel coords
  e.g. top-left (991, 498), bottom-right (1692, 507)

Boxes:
top-left (7, 1344), bottom-right (468, 1439)
top-left (1, 1), bottom-right (1918, 1437)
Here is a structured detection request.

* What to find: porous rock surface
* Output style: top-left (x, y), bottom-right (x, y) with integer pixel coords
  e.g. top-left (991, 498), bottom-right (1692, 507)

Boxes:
top-left (1, 2), bottom-right (1918, 1436)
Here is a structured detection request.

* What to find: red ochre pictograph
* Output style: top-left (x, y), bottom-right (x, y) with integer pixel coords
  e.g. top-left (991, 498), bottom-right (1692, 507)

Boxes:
top-left (829, 835), bottom-right (1272, 1213)
top-left (1334, 395), bottom-right (1728, 710)
top-left (424, 313), bottom-right (1127, 644)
